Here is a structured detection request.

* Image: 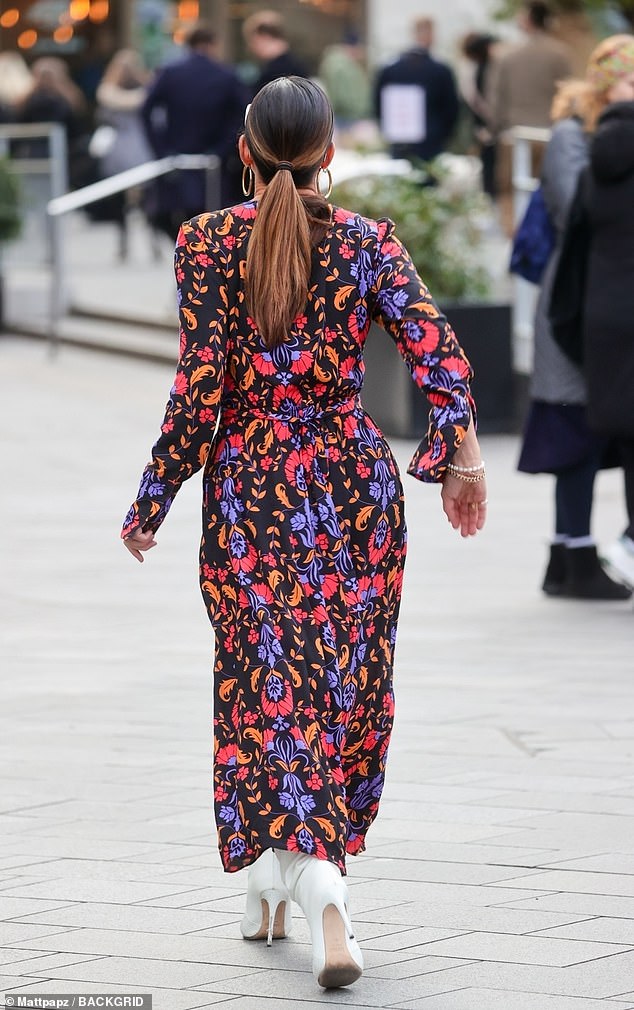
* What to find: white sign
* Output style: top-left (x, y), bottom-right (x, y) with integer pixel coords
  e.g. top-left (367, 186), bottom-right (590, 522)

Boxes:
top-left (380, 84), bottom-right (426, 144)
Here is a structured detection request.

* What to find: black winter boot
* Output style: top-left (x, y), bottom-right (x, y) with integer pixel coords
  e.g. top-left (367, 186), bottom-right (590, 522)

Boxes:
top-left (563, 546), bottom-right (632, 600)
top-left (542, 543), bottom-right (567, 596)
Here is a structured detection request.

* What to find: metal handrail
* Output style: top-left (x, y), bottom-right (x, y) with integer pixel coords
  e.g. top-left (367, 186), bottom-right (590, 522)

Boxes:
top-left (45, 153), bottom-right (221, 351)
top-left (47, 153), bottom-right (220, 216)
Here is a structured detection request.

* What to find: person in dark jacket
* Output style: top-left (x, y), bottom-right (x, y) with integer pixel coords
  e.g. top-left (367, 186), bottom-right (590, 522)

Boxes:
top-left (584, 79), bottom-right (634, 589)
top-left (243, 11), bottom-right (308, 96)
top-left (374, 17), bottom-right (459, 163)
top-left (518, 35), bottom-right (634, 600)
top-left (142, 23), bottom-right (248, 237)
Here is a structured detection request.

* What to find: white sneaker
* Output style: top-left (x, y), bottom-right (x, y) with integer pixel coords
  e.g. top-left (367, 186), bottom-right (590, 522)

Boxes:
top-left (601, 536), bottom-right (634, 588)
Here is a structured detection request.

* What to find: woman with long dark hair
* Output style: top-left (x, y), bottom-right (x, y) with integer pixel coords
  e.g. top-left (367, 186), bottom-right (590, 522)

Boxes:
top-left (121, 77), bottom-right (486, 989)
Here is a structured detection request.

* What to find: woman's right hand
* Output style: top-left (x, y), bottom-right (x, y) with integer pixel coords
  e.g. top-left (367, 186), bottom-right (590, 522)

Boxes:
top-left (123, 528), bottom-right (157, 563)
top-left (441, 472), bottom-right (488, 537)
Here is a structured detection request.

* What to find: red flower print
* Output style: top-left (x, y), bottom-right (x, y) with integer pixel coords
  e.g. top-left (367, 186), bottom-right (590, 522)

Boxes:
top-left (196, 253), bottom-right (213, 267)
top-left (307, 772), bottom-right (322, 791)
top-left (253, 352), bottom-right (276, 376)
top-left (381, 240), bottom-right (401, 259)
top-left (215, 743), bottom-right (237, 765)
top-left (223, 235), bottom-right (236, 249)
top-left (356, 462), bottom-right (371, 479)
top-left (295, 314), bottom-right (307, 330)
top-left (261, 674), bottom-right (294, 719)
top-left (172, 371), bottom-right (188, 396)
top-left (321, 573), bottom-right (339, 599)
top-left (339, 243), bottom-right (354, 260)
top-left (290, 350), bottom-right (313, 374)
top-left (233, 203), bottom-right (257, 219)
top-left (161, 419), bottom-right (174, 434)
top-left (199, 408), bottom-right (215, 424)
top-left (197, 346), bottom-right (214, 361)
top-left (368, 517), bottom-right (392, 565)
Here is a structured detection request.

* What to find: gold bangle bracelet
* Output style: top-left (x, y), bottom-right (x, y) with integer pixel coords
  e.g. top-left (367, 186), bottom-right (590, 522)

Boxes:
top-left (445, 468), bottom-right (485, 483)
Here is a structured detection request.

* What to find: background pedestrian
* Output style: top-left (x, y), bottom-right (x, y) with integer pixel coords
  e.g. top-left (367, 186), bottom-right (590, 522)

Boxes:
top-left (242, 11), bottom-right (308, 95)
top-left (141, 22), bottom-right (247, 237)
top-left (518, 35), bottom-right (634, 601)
top-left (374, 16), bottom-right (460, 165)
top-left (582, 44), bottom-right (634, 588)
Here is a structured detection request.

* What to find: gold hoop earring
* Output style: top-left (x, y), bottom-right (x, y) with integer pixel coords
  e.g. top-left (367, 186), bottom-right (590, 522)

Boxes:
top-left (320, 166), bottom-right (333, 200)
top-left (242, 165), bottom-right (254, 198)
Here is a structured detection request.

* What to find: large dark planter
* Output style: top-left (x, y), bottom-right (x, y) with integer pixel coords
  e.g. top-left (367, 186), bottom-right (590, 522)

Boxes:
top-left (412, 302), bottom-right (514, 436)
top-left (362, 303), bottom-right (514, 438)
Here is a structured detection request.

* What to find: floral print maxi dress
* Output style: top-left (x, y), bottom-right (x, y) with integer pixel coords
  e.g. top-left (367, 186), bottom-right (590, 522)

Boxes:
top-left (122, 203), bottom-right (474, 874)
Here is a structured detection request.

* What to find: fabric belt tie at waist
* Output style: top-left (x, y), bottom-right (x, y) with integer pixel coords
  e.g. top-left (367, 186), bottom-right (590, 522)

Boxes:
top-left (222, 395), bottom-right (360, 425)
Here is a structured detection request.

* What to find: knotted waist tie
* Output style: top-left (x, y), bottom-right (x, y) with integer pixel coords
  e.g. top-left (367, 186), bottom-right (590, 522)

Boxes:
top-left (221, 394), bottom-right (361, 428)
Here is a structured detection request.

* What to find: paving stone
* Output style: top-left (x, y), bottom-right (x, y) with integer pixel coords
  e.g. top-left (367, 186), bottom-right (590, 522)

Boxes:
top-left (382, 952), bottom-right (634, 999)
top-left (0, 924), bottom-right (77, 945)
top-left (363, 954), bottom-right (475, 980)
top-left (497, 869), bottom-right (634, 899)
top-left (1, 878), bottom-right (207, 904)
top-left (412, 930), bottom-right (632, 966)
top-left (506, 893), bottom-right (634, 919)
top-left (3, 979), bottom-right (232, 1009)
top-left (10, 901), bottom-right (244, 934)
top-left (534, 918), bottom-right (634, 945)
top-left (193, 967), bottom-right (475, 1005)
top-left (31, 954), bottom-right (260, 988)
top-left (0, 951), bottom-right (101, 972)
top-left (395, 990), bottom-right (634, 1009)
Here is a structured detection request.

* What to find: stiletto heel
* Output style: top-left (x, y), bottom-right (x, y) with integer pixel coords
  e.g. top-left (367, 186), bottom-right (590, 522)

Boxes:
top-left (240, 849), bottom-right (292, 944)
top-left (276, 850), bottom-right (363, 988)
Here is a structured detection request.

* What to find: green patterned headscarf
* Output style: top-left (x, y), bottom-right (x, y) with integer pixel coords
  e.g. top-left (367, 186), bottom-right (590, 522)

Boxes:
top-left (588, 35), bottom-right (634, 93)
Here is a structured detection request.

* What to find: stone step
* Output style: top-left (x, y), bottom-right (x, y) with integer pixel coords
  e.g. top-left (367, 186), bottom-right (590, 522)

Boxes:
top-left (4, 310), bottom-right (177, 365)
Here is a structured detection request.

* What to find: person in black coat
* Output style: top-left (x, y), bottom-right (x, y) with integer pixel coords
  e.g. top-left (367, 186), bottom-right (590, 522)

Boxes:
top-left (142, 23), bottom-right (248, 237)
top-left (375, 17), bottom-right (459, 163)
top-left (584, 89), bottom-right (634, 586)
top-left (242, 11), bottom-right (308, 96)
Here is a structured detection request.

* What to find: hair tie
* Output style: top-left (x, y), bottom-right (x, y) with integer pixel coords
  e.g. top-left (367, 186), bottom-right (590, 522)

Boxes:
top-left (275, 161), bottom-right (294, 172)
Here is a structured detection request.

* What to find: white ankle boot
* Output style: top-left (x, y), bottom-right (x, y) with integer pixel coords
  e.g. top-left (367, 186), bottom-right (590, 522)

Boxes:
top-left (276, 850), bottom-right (363, 988)
top-left (240, 848), bottom-right (292, 945)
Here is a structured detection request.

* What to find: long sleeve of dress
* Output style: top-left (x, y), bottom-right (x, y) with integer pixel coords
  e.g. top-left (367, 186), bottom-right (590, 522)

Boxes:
top-left (121, 221), bottom-right (226, 537)
top-left (370, 218), bottom-right (475, 483)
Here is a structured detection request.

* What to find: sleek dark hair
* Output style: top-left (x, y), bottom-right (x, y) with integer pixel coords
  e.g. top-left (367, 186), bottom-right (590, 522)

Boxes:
top-left (243, 76), bottom-right (334, 348)
top-left (525, 1), bottom-right (551, 30)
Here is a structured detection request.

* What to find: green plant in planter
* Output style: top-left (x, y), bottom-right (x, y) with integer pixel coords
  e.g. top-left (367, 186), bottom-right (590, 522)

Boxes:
top-left (0, 158), bottom-right (20, 242)
top-left (332, 165), bottom-right (492, 303)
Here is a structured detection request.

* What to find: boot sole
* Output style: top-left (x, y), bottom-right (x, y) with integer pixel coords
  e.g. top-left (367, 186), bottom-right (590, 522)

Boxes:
top-left (317, 904), bottom-right (363, 988)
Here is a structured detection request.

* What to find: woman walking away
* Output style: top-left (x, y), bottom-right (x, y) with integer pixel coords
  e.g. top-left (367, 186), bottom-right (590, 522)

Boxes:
top-left (121, 77), bottom-right (486, 989)
top-left (517, 37), bottom-right (634, 601)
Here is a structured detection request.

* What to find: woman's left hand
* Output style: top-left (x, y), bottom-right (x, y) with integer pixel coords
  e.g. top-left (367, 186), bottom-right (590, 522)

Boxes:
top-left (441, 472), bottom-right (488, 537)
top-left (123, 528), bottom-right (157, 563)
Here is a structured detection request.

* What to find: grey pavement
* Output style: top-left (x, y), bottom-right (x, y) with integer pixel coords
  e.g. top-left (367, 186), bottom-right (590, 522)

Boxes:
top-left (1, 335), bottom-right (634, 1010)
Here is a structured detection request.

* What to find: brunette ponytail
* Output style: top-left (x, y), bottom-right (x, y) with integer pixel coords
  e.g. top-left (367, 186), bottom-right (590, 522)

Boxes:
top-left (243, 77), bottom-right (334, 348)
